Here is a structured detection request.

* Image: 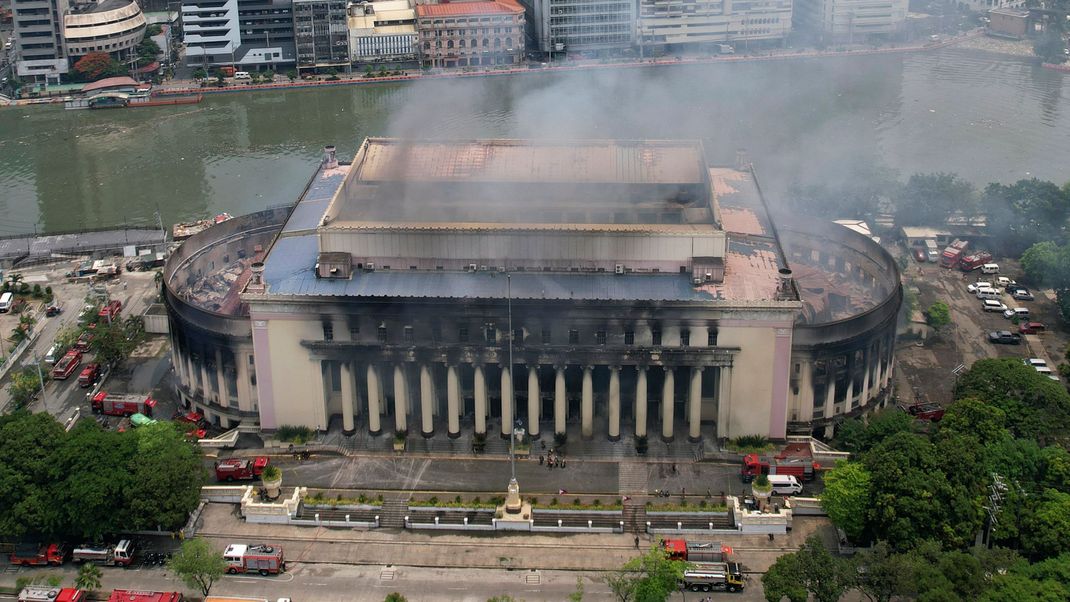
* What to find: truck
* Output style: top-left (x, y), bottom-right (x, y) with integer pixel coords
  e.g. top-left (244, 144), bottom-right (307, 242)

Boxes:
top-left (680, 561), bottom-right (746, 593)
top-left (662, 539), bottom-right (733, 562)
top-left (959, 250), bottom-right (993, 272)
top-left (108, 591), bottom-right (183, 602)
top-left (51, 350), bottom-right (83, 380)
top-left (741, 452), bottom-right (819, 483)
top-left (18, 587), bottom-right (85, 602)
top-left (904, 401), bottom-right (945, 421)
top-left (98, 299), bottom-right (123, 321)
top-left (939, 239), bottom-right (968, 268)
top-left (10, 543), bottom-right (66, 566)
top-left (72, 540), bottom-right (135, 566)
top-left (78, 362), bottom-right (102, 388)
top-left (92, 392), bottom-right (157, 417)
top-left (222, 543), bottom-right (285, 575)
top-left (924, 239), bottom-right (940, 262)
top-left (215, 457), bottom-right (269, 482)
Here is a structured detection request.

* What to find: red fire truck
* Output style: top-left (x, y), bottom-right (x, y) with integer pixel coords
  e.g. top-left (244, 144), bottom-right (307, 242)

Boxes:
top-left (958, 251), bottom-right (993, 272)
top-left (91, 392), bottom-right (157, 417)
top-left (78, 363), bottom-right (102, 388)
top-left (10, 543), bottom-right (66, 566)
top-left (223, 544), bottom-right (285, 575)
top-left (18, 587), bottom-right (84, 602)
top-left (98, 300), bottom-right (123, 321)
top-left (107, 591), bottom-right (183, 602)
top-left (51, 350), bottom-right (83, 380)
top-left (662, 539), bottom-right (734, 562)
top-left (215, 457), bottom-right (269, 482)
top-left (740, 442), bottom-right (820, 483)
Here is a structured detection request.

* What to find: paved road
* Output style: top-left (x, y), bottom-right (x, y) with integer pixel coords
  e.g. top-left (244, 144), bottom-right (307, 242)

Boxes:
top-left (271, 455), bottom-right (753, 498)
top-left (0, 561), bottom-right (769, 601)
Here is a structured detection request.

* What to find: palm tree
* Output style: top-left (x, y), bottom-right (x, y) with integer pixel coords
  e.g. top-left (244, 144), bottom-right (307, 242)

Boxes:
top-left (75, 563), bottom-right (103, 592)
top-left (7, 272), bottom-right (23, 290)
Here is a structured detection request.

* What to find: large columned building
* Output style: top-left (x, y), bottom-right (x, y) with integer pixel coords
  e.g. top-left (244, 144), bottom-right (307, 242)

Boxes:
top-left (164, 138), bottom-right (901, 445)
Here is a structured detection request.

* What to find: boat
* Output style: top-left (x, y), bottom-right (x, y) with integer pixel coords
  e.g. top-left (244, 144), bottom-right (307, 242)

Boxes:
top-left (65, 91), bottom-right (203, 110)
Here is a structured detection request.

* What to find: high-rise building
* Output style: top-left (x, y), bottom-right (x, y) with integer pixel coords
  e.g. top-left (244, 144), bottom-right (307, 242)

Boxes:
top-left (181, 0), bottom-right (296, 69)
top-left (415, 0), bottom-right (524, 68)
top-left (293, 0), bottom-right (350, 71)
top-left (638, 0), bottom-right (793, 50)
top-left (63, 0), bottom-right (147, 59)
top-left (12, 0), bottom-right (72, 83)
top-left (519, 0), bottom-right (635, 55)
top-left (347, 0), bottom-right (418, 64)
top-left (793, 0), bottom-right (907, 41)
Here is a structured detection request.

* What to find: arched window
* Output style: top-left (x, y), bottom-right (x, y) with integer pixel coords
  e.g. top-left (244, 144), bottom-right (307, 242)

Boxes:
top-left (447, 40), bottom-right (454, 48)
top-left (494, 38), bottom-right (501, 48)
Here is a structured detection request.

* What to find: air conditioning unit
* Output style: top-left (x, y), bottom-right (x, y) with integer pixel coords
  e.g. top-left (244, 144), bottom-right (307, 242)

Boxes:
top-left (497, 266), bottom-right (506, 273)
top-left (614, 264), bottom-right (624, 275)
top-left (366, 262), bottom-right (375, 272)
top-left (693, 277), bottom-right (703, 285)
top-left (479, 265), bottom-right (488, 272)
top-left (468, 263), bottom-right (477, 272)
top-left (705, 272), bottom-right (713, 282)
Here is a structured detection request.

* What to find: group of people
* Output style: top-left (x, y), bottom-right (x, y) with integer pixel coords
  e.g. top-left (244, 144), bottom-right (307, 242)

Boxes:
top-left (538, 448), bottom-right (566, 469)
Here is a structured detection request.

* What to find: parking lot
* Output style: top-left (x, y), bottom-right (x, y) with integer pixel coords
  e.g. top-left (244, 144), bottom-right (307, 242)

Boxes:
top-left (896, 253), bottom-right (1068, 405)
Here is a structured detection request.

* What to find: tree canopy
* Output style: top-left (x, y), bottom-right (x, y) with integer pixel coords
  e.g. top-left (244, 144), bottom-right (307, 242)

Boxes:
top-left (0, 412), bottom-right (205, 540)
top-left (170, 538), bottom-right (226, 596)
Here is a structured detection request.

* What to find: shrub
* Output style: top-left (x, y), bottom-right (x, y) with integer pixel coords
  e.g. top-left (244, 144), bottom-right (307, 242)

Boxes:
top-left (19, 283), bottom-right (30, 294)
top-left (454, 495), bottom-right (462, 504)
top-left (573, 498), bottom-right (582, 506)
top-left (592, 499), bottom-right (601, 507)
top-left (32, 284), bottom-right (42, 298)
top-left (428, 496), bottom-right (438, 505)
top-left (473, 497), bottom-right (481, 505)
top-left (550, 498), bottom-right (558, 506)
top-left (276, 424), bottom-right (313, 444)
top-left (529, 497), bottom-right (538, 506)
top-left (45, 286), bottom-right (52, 295)
top-left (734, 434), bottom-right (769, 448)
top-left (358, 494), bottom-right (367, 504)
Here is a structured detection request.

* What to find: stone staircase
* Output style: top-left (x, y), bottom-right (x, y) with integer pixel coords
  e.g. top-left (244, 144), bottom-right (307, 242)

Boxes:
top-left (618, 462), bottom-right (649, 494)
top-left (622, 499), bottom-right (647, 533)
top-left (378, 498), bottom-right (409, 528)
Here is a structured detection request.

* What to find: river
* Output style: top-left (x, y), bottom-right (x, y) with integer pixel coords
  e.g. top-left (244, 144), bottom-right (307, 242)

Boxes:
top-left (0, 48), bottom-right (1067, 236)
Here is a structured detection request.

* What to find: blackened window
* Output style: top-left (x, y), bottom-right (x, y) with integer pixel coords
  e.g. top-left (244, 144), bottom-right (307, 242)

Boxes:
top-left (708, 328), bottom-right (718, 346)
top-left (377, 325), bottom-right (388, 343)
top-left (542, 328), bottom-right (551, 344)
top-left (596, 330), bottom-right (607, 345)
top-left (349, 324), bottom-right (360, 340)
top-left (652, 330), bottom-right (662, 346)
top-left (403, 326), bottom-right (414, 344)
top-left (568, 329), bottom-right (579, 345)
top-left (513, 328), bottom-right (523, 343)
top-left (624, 330), bottom-right (635, 345)
top-left (322, 322), bottom-right (334, 341)
top-left (459, 326), bottom-right (469, 343)
top-left (485, 326), bottom-right (496, 343)
top-left (680, 330), bottom-right (690, 347)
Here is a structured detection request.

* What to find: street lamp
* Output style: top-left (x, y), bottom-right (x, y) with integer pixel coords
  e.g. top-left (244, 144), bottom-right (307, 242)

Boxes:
top-left (504, 274), bottom-right (523, 514)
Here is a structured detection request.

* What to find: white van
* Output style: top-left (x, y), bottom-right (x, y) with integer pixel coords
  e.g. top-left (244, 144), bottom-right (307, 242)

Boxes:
top-left (767, 475), bottom-right (803, 495)
top-left (0, 291), bottom-right (12, 313)
top-left (976, 288), bottom-right (1001, 300)
top-left (981, 263), bottom-right (1000, 274)
top-left (233, 71), bottom-right (252, 80)
top-left (45, 344), bottom-right (63, 364)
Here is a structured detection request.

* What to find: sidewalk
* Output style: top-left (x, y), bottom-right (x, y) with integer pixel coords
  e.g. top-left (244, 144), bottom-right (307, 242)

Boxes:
top-left (195, 502), bottom-right (834, 573)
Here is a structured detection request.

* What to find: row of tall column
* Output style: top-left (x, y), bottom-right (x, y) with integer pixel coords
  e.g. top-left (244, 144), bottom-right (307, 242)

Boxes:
top-left (333, 361), bottom-right (725, 442)
top-left (172, 341), bottom-right (255, 415)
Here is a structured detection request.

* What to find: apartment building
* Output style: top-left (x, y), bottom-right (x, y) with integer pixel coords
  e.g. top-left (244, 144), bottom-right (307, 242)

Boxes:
top-left (12, 0), bottom-right (71, 82)
top-left (182, 0), bottom-right (296, 68)
top-left (638, 0), bottom-right (793, 50)
top-left (520, 0), bottom-right (635, 55)
top-left (793, 0), bottom-right (907, 40)
top-left (293, 0), bottom-right (350, 70)
top-left (415, 0), bottom-right (525, 68)
top-left (347, 0), bottom-right (417, 63)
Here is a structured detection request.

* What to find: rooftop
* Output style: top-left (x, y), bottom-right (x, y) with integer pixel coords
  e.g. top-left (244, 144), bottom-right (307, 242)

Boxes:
top-left (321, 138), bottom-right (717, 229)
top-left (416, 0), bottom-right (523, 18)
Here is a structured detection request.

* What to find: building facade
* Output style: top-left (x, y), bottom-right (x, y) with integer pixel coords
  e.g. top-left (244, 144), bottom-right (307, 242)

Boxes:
top-left (12, 0), bottom-right (71, 82)
top-left (293, 0), bottom-right (350, 70)
top-left (793, 0), bottom-right (907, 40)
top-left (416, 0), bottom-right (524, 68)
top-left (637, 0), bottom-right (793, 50)
top-left (63, 0), bottom-right (147, 58)
top-left (520, 0), bottom-right (635, 55)
top-left (182, 0), bottom-right (296, 69)
top-left (348, 0), bottom-right (418, 63)
top-left (164, 139), bottom-right (902, 445)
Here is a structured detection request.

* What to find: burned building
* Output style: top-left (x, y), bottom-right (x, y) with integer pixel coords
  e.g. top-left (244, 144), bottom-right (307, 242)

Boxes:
top-left (164, 138), bottom-right (901, 443)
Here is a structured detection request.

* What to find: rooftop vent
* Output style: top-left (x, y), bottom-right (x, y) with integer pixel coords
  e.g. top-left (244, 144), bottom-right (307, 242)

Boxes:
top-left (317, 252), bottom-right (352, 279)
top-left (323, 145), bottom-right (338, 169)
top-left (246, 262), bottom-right (266, 293)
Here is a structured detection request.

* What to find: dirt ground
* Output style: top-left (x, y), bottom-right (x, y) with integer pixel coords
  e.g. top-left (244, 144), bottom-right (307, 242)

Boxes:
top-left (895, 250), bottom-right (1068, 407)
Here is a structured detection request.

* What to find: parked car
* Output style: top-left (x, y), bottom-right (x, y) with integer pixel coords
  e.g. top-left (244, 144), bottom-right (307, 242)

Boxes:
top-left (45, 303), bottom-right (62, 317)
top-left (988, 331), bottom-right (1022, 345)
top-left (1003, 307), bottom-right (1029, 320)
top-left (982, 299), bottom-right (1008, 313)
top-left (1019, 322), bottom-right (1046, 335)
top-left (912, 247), bottom-right (927, 263)
top-left (968, 281), bottom-right (993, 293)
top-left (1012, 289), bottom-right (1035, 301)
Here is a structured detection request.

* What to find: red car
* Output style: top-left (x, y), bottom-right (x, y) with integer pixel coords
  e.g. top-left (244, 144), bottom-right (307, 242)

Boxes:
top-left (45, 304), bottom-right (62, 317)
top-left (912, 248), bottom-right (927, 263)
top-left (1019, 322), bottom-right (1047, 335)
top-left (78, 363), bottom-right (101, 388)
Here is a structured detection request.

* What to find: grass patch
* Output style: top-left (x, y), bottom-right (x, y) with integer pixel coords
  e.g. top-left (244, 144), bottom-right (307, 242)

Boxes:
top-left (645, 502), bottom-right (728, 513)
top-left (726, 434), bottom-right (777, 455)
top-left (276, 424), bottom-right (315, 444)
top-left (530, 500), bottom-right (623, 511)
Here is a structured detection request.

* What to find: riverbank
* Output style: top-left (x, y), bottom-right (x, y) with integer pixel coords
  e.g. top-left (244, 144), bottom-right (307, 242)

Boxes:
top-left (5, 30), bottom-right (982, 107)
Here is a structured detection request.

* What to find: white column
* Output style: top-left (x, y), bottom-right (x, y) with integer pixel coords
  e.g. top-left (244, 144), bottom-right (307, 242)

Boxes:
top-left (393, 364), bottom-right (408, 433)
top-left (312, 360), bottom-right (327, 431)
top-left (608, 366), bottom-right (621, 441)
top-left (200, 359), bottom-right (212, 401)
top-left (340, 361), bottom-right (356, 434)
top-left (366, 364), bottom-right (382, 435)
top-left (554, 365), bottom-right (566, 436)
top-left (635, 367), bottom-right (648, 438)
top-left (446, 365), bottom-right (460, 438)
top-left (661, 367), bottom-right (675, 442)
top-left (420, 363), bottom-right (434, 437)
top-left (236, 351), bottom-right (252, 411)
top-left (581, 365), bottom-right (594, 439)
top-left (688, 366), bottom-right (703, 442)
top-left (860, 353), bottom-right (872, 405)
top-left (717, 366), bottom-right (732, 439)
top-left (215, 349), bottom-right (228, 407)
top-left (474, 364), bottom-right (487, 435)
top-left (825, 375), bottom-right (836, 409)
top-left (501, 363), bottom-right (514, 439)
top-left (527, 365), bottom-right (540, 439)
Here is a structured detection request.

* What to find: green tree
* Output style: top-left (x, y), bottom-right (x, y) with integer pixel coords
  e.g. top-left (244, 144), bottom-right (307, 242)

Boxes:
top-left (762, 535), bottom-right (851, 602)
top-left (383, 594), bottom-right (407, 602)
top-left (0, 412), bottom-right (66, 537)
top-left (851, 541), bottom-right (917, 602)
top-left (89, 315), bottom-right (144, 367)
top-left (568, 576), bottom-right (585, 601)
top-left (1023, 490), bottom-right (1070, 559)
top-left (985, 179), bottom-right (1070, 255)
top-left (193, 68), bottom-right (208, 80)
top-left (51, 422), bottom-right (135, 539)
top-left (7, 366), bottom-right (45, 409)
top-left (1034, 21), bottom-right (1067, 64)
top-left (821, 460), bottom-right (871, 542)
top-left (894, 173), bottom-right (975, 228)
top-left (833, 409), bottom-right (914, 455)
top-left (939, 397), bottom-right (1009, 446)
top-left (75, 562), bottom-right (103, 592)
top-left (925, 301), bottom-right (951, 330)
top-left (954, 358), bottom-right (1070, 444)
top-left (609, 545), bottom-right (687, 602)
top-left (127, 423), bottom-right (205, 530)
top-left (170, 538), bottom-right (226, 596)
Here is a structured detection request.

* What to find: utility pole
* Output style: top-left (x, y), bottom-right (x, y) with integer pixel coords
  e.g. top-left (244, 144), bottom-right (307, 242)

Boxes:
top-left (32, 348), bottom-right (47, 413)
